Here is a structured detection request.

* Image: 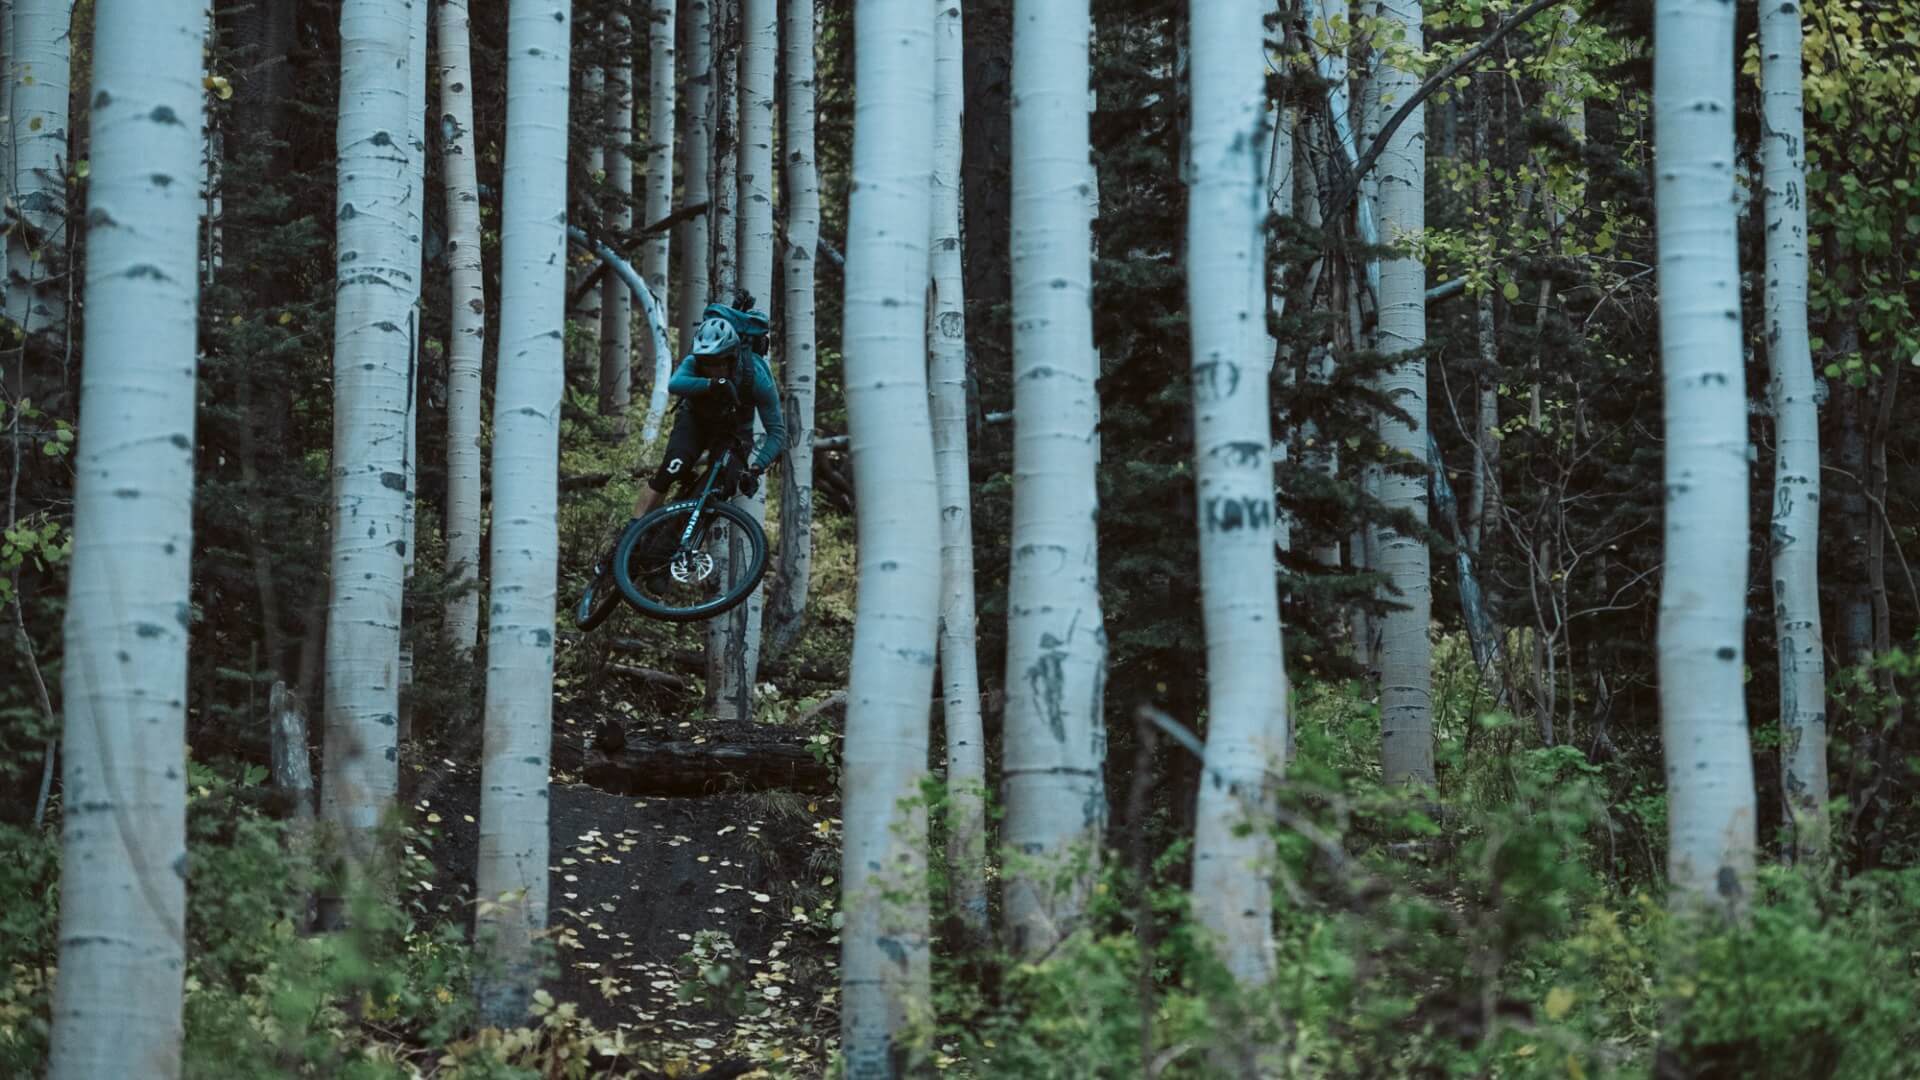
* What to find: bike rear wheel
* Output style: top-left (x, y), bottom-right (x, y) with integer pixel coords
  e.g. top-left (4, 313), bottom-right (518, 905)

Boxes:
top-left (613, 499), bottom-right (769, 623)
top-left (573, 521), bottom-right (640, 631)
top-left (573, 566), bottom-right (622, 631)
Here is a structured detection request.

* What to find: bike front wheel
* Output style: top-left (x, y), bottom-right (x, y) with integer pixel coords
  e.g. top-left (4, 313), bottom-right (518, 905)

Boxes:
top-left (613, 499), bottom-right (769, 623)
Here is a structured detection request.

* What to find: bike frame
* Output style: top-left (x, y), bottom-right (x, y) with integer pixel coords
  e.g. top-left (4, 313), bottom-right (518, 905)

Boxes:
top-left (671, 442), bottom-right (739, 559)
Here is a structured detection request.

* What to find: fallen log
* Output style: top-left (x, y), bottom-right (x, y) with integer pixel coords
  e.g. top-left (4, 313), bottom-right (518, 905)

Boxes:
top-left (560, 471), bottom-right (618, 492)
top-left (609, 663), bottom-right (692, 691)
top-left (583, 740), bottom-right (833, 796)
top-left (649, 646), bottom-right (843, 685)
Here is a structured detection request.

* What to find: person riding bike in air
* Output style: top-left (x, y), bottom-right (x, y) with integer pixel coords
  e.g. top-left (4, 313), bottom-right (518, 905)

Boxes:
top-left (575, 301), bottom-right (783, 628)
top-left (630, 305), bottom-right (786, 523)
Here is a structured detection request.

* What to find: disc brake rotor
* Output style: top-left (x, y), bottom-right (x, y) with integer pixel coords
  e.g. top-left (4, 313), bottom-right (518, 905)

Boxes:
top-left (670, 549), bottom-right (717, 586)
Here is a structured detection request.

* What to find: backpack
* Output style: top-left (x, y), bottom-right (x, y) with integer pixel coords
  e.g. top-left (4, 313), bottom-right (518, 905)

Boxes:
top-left (702, 302), bottom-right (771, 351)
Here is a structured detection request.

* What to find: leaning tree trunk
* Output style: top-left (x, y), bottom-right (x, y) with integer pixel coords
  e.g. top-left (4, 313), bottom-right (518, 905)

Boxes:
top-left (46, 6), bottom-right (204, 1074)
top-left (677, 0), bottom-right (712, 343)
top-left (1002, 0), bottom-right (1107, 959)
top-left (475, 0), bottom-right (570, 1026)
top-left (321, 0), bottom-right (421, 890)
top-left (1373, 0), bottom-right (1434, 788)
top-left (600, 27), bottom-right (634, 437)
top-left (1654, 0), bottom-right (1757, 914)
top-left (641, 0), bottom-right (677, 441)
top-left (765, 0), bottom-right (819, 660)
top-left (839, 3), bottom-right (939, 1073)
top-left (930, 0), bottom-right (989, 951)
top-left (1186, 0), bottom-right (1283, 992)
top-left (1760, 0), bottom-right (1827, 863)
top-left (708, 0), bottom-right (776, 723)
top-left (440, 0), bottom-right (486, 655)
top-left (7, 0), bottom-right (71, 338)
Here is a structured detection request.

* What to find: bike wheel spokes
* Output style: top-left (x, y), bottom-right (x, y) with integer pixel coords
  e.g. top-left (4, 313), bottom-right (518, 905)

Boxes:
top-left (618, 500), bottom-right (767, 620)
top-left (624, 508), bottom-right (715, 603)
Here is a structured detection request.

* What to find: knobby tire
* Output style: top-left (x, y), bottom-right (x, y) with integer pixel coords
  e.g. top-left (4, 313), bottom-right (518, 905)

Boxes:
top-left (613, 499), bottom-right (769, 623)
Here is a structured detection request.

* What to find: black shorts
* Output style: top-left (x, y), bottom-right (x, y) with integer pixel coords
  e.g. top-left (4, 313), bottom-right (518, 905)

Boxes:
top-left (648, 408), bottom-right (742, 495)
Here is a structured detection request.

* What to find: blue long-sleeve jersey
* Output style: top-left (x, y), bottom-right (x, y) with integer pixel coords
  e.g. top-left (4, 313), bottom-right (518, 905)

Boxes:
top-left (669, 352), bottom-right (787, 469)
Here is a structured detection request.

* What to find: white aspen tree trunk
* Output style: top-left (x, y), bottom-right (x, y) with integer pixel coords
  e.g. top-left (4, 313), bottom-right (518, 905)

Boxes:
top-left (46, 5), bottom-right (203, 1074)
top-left (475, 0), bottom-right (569, 1025)
top-left (440, 0), bottom-right (486, 655)
top-left (708, 0), bottom-right (775, 723)
top-left (1003, 0), bottom-right (1108, 958)
top-left (702, 0), bottom-right (740, 712)
top-left (930, 0), bottom-right (988, 949)
top-left (397, 0), bottom-right (427, 746)
top-left (7, 0), bottom-right (71, 337)
top-left (322, 0), bottom-right (419, 874)
top-left (641, 0), bottom-right (676, 441)
top-left (403, 0), bottom-right (426, 573)
top-left (1654, 0), bottom-right (1757, 912)
top-left (1761, 0), bottom-right (1827, 862)
top-left (767, 0), bottom-right (818, 660)
top-left (599, 30), bottom-right (634, 437)
top-left (706, 0), bottom-right (738, 298)
top-left (677, 0), bottom-right (711, 344)
top-left (737, 0), bottom-right (774, 302)
top-left (1187, 0), bottom-right (1283, 990)
top-left (840, 2), bottom-right (938, 1071)
top-left (1372, 0), bottom-right (1434, 788)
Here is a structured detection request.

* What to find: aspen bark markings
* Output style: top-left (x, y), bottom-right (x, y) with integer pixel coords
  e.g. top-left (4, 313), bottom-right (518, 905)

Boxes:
top-left (47, 3), bottom-right (205, 1073)
top-left (1760, 0), bottom-right (1828, 860)
top-left (838, 0), bottom-right (940, 1071)
top-left (931, 0), bottom-right (990, 949)
top-left (475, 0), bottom-right (571, 1024)
top-left (1001, 0), bottom-right (1109, 959)
top-left (1653, 0), bottom-right (1758, 911)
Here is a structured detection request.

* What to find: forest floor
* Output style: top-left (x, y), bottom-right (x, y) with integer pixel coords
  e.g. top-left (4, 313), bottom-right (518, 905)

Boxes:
top-left (405, 663), bottom-right (846, 1076)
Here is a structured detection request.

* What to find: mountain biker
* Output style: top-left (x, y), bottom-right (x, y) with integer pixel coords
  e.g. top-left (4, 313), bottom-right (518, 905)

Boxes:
top-left (628, 311), bottom-right (786, 523)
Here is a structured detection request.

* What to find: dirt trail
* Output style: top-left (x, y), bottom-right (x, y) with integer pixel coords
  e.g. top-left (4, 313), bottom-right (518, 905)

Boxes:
top-left (418, 683), bottom-right (843, 1075)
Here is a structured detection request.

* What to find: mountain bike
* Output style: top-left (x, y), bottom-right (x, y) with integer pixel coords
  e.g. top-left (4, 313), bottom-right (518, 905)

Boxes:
top-left (572, 440), bottom-right (770, 628)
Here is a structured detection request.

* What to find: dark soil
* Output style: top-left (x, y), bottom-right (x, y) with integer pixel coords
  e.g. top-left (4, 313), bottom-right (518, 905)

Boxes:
top-left (406, 676), bottom-right (844, 1075)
